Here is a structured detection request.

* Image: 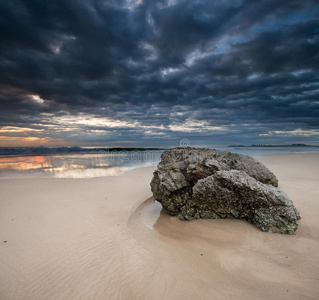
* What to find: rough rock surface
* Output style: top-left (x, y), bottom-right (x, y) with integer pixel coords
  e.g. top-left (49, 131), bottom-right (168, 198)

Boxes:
top-left (151, 147), bottom-right (301, 234)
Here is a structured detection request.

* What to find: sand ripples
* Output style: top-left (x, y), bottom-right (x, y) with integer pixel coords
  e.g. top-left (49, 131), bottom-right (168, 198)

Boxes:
top-left (128, 194), bottom-right (319, 299)
top-left (1, 156), bottom-right (319, 299)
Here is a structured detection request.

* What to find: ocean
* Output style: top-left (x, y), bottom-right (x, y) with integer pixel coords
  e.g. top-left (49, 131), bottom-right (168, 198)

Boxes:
top-left (0, 146), bottom-right (318, 179)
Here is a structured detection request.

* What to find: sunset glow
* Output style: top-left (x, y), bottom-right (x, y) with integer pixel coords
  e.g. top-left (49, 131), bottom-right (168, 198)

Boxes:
top-left (0, 1), bottom-right (318, 147)
top-left (0, 136), bottom-right (65, 147)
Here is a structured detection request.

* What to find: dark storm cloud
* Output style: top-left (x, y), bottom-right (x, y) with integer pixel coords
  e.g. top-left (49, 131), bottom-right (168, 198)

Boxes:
top-left (0, 0), bottom-right (319, 146)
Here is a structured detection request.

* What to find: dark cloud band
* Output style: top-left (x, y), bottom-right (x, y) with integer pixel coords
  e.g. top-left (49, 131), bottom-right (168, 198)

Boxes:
top-left (0, 0), bottom-right (318, 146)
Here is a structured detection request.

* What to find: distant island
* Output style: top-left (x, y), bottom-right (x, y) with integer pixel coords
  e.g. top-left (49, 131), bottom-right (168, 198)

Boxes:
top-left (228, 144), bottom-right (319, 147)
top-left (0, 146), bottom-right (164, 156)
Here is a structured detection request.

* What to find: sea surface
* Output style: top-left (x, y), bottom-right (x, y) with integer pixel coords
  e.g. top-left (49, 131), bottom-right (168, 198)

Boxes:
top-left (0, 146), bottom-right (318, 179)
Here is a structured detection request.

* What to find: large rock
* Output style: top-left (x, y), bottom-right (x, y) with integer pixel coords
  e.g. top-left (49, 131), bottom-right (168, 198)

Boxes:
top-left (151, 147), bottom-right (300, 234)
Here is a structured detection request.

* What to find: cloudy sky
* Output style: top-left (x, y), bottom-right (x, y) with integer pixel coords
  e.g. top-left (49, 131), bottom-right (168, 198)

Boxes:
top-left (0, 0), bottom-right (319, 147)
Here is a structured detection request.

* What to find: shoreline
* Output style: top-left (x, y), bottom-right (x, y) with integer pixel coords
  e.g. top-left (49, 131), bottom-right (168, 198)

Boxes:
top-left (1, 151), bottom-right (319, 181)
top-left (1, 153), bottom-right (319, 299)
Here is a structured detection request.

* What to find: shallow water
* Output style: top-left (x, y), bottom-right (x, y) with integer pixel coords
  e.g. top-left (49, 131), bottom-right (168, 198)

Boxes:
top-left (0, 152), bottom-right (162, 179)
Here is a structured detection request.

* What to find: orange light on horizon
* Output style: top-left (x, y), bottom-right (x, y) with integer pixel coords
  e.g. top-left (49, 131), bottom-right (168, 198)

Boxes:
top-left (0, 136), bottom-right (66, 147)
top-left (24, 137), bottom-right (41, 141)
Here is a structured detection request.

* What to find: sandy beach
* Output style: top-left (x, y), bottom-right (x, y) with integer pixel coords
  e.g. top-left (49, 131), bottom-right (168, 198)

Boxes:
top-left (0, 153), bottom-right (319, 300)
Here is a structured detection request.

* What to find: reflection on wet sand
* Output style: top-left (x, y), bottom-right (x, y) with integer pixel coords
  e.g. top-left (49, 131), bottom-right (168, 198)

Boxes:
top-left (0, 155), bottom-right (52, 171)
top-left (0, 153), bottom-right (159, 178)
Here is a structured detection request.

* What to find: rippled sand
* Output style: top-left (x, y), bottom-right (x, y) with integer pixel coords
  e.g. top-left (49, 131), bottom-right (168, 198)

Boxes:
top-left (0, 154), bottom-right (319, 299)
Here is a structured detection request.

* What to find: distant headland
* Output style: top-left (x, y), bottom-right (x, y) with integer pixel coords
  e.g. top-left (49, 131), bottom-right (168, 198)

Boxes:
top-left (228, 144), bottom-right (318, 148)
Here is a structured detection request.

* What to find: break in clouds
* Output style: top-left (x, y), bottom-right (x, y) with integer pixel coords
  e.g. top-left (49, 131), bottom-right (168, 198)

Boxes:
top-left (0, 0), bottom-right (319, 147)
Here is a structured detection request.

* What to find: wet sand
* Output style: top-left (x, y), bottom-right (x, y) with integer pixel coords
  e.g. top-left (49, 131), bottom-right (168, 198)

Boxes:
top-left (0, 153), bottom-right (318, 299)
